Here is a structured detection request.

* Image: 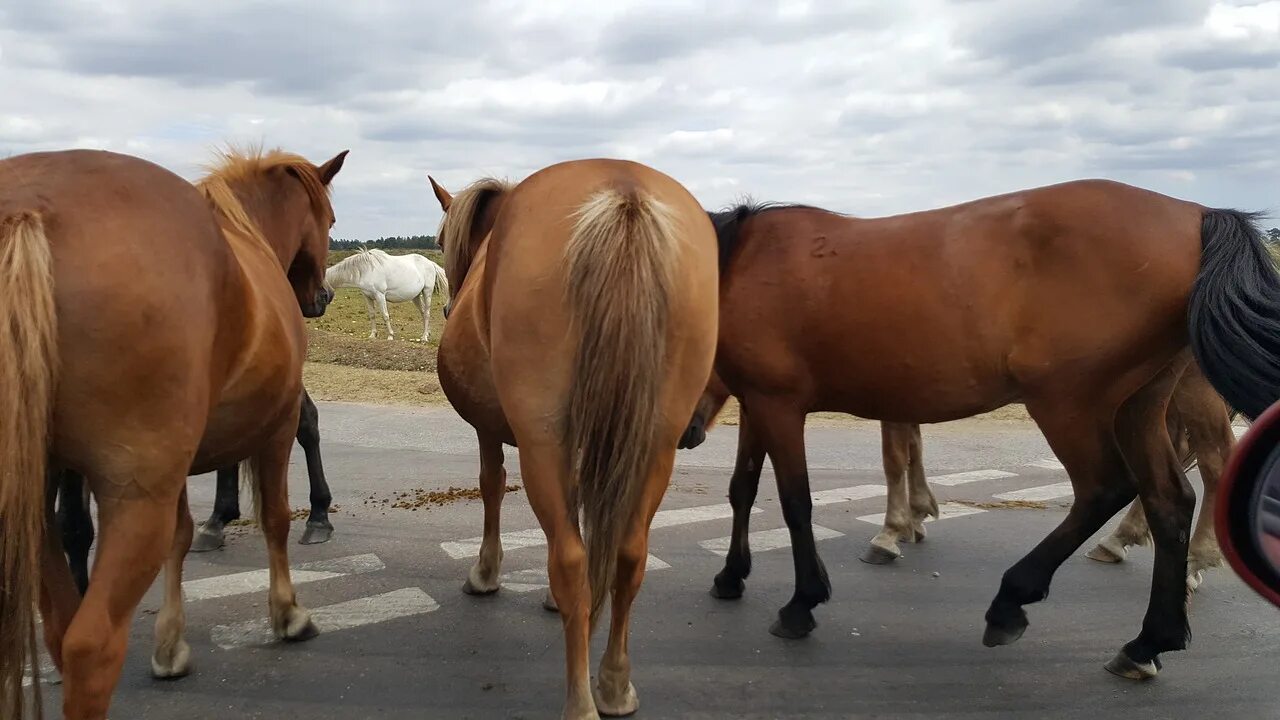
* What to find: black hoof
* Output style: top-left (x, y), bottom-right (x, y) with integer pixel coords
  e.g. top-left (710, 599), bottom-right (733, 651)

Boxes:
top-left (769, 608), bottom-right (816, 639)
top-left (982, 612), bottom-right (1028, 647)
top-left (710, 572), bottom-right (745, 600)
top-left (860, 544), bottom-right (900, 565)
top-left (1104, 649), bottom-right (1161, 680)
top-left (299, 522), bottom-right (334, 545)
top-left (189, 528), bottom-right (225, 553)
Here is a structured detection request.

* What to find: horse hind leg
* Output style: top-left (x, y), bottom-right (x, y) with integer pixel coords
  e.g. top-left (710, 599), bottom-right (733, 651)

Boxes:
top-left (1085, 500), bottom-right (1151, 564)
top-left (984, 395), bottom-right (1136, 649)
top-left (56, 469), bottom-right (96, 594)
top-left (297, 391), bottom-right (335, 546)
top-left (151, 487), bottom-right (195, 679)
top-left (463, 433), bottom-right (507, 595)
top-left (905, 423), bottom-right (939, 538)
top-left (864, 422), bottom-right (915, 564)
top-left (1177, 374), bottom-right (1235, 592)
top-left (190, 466), bottom-right (240, 552)
top-left (253, 432), bottom-right (320, 643)
top-left (710, 414), bottom-right (765, 597)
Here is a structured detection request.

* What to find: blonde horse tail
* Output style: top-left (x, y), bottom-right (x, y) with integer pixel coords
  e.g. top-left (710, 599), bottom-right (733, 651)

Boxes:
top-left (0, 212), bottom-right (58, 718)
top-left (564, 186), bottom-right (678, 628)
top-left (433, 263), bottom-right (450, 299)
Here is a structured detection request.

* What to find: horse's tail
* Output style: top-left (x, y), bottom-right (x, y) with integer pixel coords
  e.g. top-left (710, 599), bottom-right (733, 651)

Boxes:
top-left (564, 186), bottom-right (678, 628)
top-left (431, 262), bottom-right (449, 299)
top-left (1188, 209), bottom-right (1280, 420)
top-left (0, 212), bottom-right (58, 718)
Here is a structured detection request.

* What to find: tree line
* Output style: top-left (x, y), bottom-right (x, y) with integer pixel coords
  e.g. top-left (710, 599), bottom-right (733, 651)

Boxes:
top-left (330, 235), bottom-right (438, 250)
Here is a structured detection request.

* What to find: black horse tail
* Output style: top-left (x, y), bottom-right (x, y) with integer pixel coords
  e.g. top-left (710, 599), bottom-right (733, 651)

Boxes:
top-left (1188, 208), bottom-right (1280, 420)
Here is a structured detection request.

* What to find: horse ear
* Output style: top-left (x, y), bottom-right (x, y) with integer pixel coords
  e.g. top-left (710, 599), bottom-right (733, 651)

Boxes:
top-left (428, 175), bottom-right (453, 211)
top-left (318, 150), bottom-right (349, 186)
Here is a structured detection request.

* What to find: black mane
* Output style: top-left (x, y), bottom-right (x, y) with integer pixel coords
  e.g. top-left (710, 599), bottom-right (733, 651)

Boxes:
top-left (706, 200), bottom-right (824, 271)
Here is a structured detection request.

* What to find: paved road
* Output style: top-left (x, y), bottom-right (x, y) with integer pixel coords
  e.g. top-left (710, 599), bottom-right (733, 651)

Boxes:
top-left (35, 403), bottom-right (1280, 719)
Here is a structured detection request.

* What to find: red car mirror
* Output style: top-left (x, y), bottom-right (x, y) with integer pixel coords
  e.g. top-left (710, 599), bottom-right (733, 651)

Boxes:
top-left (1217, 400), bottom-right (1280, 608)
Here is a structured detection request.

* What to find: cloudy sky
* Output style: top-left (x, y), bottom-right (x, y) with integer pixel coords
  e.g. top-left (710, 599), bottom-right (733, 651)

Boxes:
top-left (1, 0), bottom-right (1278, 239)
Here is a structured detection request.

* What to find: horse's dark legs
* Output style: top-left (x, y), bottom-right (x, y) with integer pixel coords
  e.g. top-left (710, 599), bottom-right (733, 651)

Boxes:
top-left (746, 399), bottom-right (830, 639)
top-left (189, 466), bottom-right (241, 552)
top-left (57, 470), bottom-right (95, 595)
top-left (711, 413), bottom-right (765, 599)
top-left (984, 397), bottom-right (1136, 647)
top-left (297, 391), bottom-right (335, 545)
top-left (1107, 361), bottom-right (1196, 679)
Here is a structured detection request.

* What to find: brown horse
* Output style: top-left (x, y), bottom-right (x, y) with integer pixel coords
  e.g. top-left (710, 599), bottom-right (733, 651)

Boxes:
top-left (0, 146), bottom-right (345, 719)
top-left (429, 158), bottom-right (717, 719)
top-left (694, 184), bottom-right (1280, 680)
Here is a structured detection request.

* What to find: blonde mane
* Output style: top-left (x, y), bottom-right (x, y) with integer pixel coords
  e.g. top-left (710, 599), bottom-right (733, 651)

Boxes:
top-left (196, 146), bottom-right (333, 246)
top-left (437, 177), bottom-right (512, 291)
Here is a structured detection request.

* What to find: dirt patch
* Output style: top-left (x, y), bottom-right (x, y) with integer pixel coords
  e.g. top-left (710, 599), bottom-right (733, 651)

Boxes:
top-left (225, 505), bottom-right (342, 528)
top-left (304, 363), bottom-right (446, 406)
top-left (363, 484), bottom-right (523, 511)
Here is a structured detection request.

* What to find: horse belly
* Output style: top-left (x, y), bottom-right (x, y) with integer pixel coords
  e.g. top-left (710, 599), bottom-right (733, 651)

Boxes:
top-left (437, 316), bottom-right (515, 445)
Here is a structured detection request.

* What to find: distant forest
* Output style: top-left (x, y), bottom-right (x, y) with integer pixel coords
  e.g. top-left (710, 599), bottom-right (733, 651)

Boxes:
top-left (330, 235), bottom-right (438, 250)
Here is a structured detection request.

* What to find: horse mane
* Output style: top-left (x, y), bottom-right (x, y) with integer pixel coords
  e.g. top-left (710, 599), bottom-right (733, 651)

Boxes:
top-left (196, 145), bottom-right (333, 247)
top-left (437, 177), bottom-right (513, 288)
top-left (706, 199), bottom-right (829, 271)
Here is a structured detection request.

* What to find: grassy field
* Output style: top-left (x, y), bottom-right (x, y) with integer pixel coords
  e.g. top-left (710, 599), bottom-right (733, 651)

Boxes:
top-left (303, 246), bottom-right (1031, 423)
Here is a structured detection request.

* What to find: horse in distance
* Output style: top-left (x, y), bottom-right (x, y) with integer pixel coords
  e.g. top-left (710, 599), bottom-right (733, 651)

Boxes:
top-left (323, 247), bottom-right (449, 341)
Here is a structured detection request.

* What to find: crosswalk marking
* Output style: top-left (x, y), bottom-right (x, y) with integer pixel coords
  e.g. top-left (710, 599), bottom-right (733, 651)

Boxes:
top-left (211, 587), bottom-right (439, 650)
top-left (21, 654), bottom-right (55, 688)
top-left (928, 469), bottom-right (1019, 486)
top-left (856, 502), bottom-right (986, 527)
top-left (1026, 458), bottom-right (1065, 471)
top-left (441, 502), bottom-right (763, 559)
top-left (812, 484), bottom-right (885, 505)
top-left (1234, 425), bottom-right (1248, 439)
top-left (183, 553), bottom-right (385, 602)
top-left (699, 525), bottom-right (844, 557)
top-left (500, 555), bottom-right (671, 593)
top-left (995, 482), bottom-right (1073, 502)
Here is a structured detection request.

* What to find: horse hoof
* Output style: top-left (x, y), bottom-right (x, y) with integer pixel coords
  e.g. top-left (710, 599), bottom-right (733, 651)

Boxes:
top-left (982, 615), bottom-right (1028, 647)
top-left (462, 567), bottom-right (501, 596)
top-left (542, 589), bottom-right (560, 613)
top-left (189, 528), bottom-right (225, 553)
top-left (593, 680), bottom-right (639, 717)
top-left (278, 608), bottom-right (320, 642)
top-left (299, 522), bottom-right (334, 546)
top-left (909, 525), bottom-right (927, 543)
top-left (150, 641), bottom-right (192, 680)
top-left (1186, 570), bottom-right (1204, 594)
top-left (710, 572), bottom-right (745, 599)
top-left (860, 544), bottom-right (900, 565)
top-left (1104, 650), bottom-right (1160, 681)
top-left (1085, 539), bottom-right (1127, 564)
top-left (769, 609), bottom-right (816, 640)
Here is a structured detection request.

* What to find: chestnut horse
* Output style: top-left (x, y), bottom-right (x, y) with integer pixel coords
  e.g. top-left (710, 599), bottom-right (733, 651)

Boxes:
top-left (429, 158), bottom-right (717, 719)
top-left (0, 146), bottom-right (345, 719)
top-left (686, 363), bottom-right (1235, 582)
top-left (698, 184), bottom-right (1279, 680)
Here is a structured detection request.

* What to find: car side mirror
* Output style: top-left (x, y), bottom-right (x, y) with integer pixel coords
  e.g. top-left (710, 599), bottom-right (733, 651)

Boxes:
top-left (1217, 401), bottom-right (1280, 608)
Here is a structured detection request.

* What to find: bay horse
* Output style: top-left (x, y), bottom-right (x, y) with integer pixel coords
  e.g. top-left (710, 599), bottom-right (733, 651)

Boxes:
top-left (685, 363), bottom-right (1235, 585)
top-left (0, 146), bottom-right (346, 719)
top-left (428, 158), bottom-right (717, 719)
top-left (54, 388), bottom-right (336, 596)
top-left (322, 247), bottom-right (449, 341)
top-left (694, 184), bottom-right (1280, 680)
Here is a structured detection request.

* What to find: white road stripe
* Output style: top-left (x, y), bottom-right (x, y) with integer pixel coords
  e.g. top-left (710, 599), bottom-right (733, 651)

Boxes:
top-left (1233, 425), bottom-right (1248, 439)
top-left (700, 525), bottom-right (843, 557)
top-left (857, 502), bottom-right (986, 527)
top-left (183, 553), bottom-right (384, 602)
top-left (812, 484), bottom-right (885, 505)
top-left (928, 469), bottom-right (1018, 486)
top-left (441, 502), bottom-right (762, 559)
top-left (211, 587), bottom-right (438, 650)
top-left (21, 654), bottom-right (56, 688)
top-left (995, 482), bottom-right (1074, 502)
top-left (1026, 458), bottom-right (1065, 471)
top-left (500, 554), bottom-right (671, 593)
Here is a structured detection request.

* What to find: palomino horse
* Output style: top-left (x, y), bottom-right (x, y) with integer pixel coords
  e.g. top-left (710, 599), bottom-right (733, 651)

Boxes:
top-left (685, 363), bottom-right (1236, 585)
top-left (696, 185), bottom-right (1279, 680)
top-left (54, 388), bottom-right (336, 596)
top-left (428, 159), bottom-right (717, 719)
top-left (323, 247), bottom-right (449, 341)
top-left (0, 146), bottom-right (346, 719)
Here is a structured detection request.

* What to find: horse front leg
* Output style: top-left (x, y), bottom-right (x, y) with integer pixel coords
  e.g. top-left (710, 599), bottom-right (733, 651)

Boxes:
top-left (374, 292), bottom-right (395, 340)
top-left (363, 293), bottom-right (378, 339)
top-left (297, 390), bottom-right (335, 545)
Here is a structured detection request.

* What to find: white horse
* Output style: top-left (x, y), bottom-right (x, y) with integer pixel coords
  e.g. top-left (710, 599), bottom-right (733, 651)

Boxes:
top-left (323, 248), bottom-right (449, 341)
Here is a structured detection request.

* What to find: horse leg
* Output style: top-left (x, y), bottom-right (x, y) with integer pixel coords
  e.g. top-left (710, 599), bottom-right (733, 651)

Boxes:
top-left (57, 469), bottom-right (95, 594)
top-left (1106, 362), bottom-right (1196, 680)
top-left (190, 466), bottom-right (240, 552)
top-left (151, 487), bottom-right (194, 679)
top-left (594, 450), bottom-right (676, 716)
top-left (1177, 372), bottom-right (1234, 592)
top-left (710, 414), bottom-right (765, 598)
top-left (463, 433), bottom-right (507, 595)
top-left (865, 422), bottom-right (915, 564)
top-left (40, 472), bottom-right (82, 673)
top-left (375, 292), bottom-right (395, 340)
top-left (520, 442), bottom-right (595, 719)
top-left (983, 397), bottom-right (1136, 648)
top-left (745, 398), bottom-right (830, 639)
top-left (905, 423), bottom-right (939, 538)
top-left (255, 432), bottom-right (319, 642)
top-left (363, 293), bottom-right (378, 339)
top-left (60, 483), bottom-right (180, 720)
top-left (1085, 500), bottom-right (1151, 564)
top-left (412, 291), bottom-right (430, 342)
top-left (297, 391), bottom-right (335, 546)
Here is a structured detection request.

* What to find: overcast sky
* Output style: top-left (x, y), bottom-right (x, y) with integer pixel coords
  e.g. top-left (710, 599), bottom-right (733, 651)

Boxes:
top-left (1, 0), bottom-right (1278, 239)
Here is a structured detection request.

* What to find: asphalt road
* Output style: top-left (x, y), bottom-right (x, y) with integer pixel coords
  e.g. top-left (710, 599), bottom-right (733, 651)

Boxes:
top-left (34, 402), bottom-right (1280, 719)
